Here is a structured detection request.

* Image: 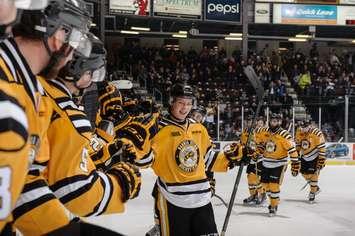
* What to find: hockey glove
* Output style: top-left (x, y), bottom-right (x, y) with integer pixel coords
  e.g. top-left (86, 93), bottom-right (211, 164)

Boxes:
top-left (116, 113), bottom-right (158, 154)
top-left (108, 162), bottom-right (141, 202)
top-left (97, 82), bottom-right (128, 123)
top-left (317, 157), bottom-right (326, 171)
top-left (224, 142), bottom-right (243, 168)
top-left (206, 171), bottom-right (216, 195)
top-left (291, 160), bottom-right (300, 177)
top-left (105, 139), bottom-right (137, 166)
top-left (209, 178), bottom-right (216, 195)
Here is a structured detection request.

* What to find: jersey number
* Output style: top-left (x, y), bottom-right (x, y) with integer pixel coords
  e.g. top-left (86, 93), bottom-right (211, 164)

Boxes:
top-left (0, 167), bottom-right (11, 219)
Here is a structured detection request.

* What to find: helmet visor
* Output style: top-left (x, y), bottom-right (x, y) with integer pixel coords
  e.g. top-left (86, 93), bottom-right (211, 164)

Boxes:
top-left (92, 66), bottom-right (106, 82)
top-left (15, 0), bottom-right (48, 9)
top-left (66, 28), bottom-right (92, 57)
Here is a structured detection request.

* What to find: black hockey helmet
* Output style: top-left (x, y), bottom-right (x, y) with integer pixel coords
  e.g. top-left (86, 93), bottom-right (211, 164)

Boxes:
top-left (270, 113), bottom-right (282, 120)
top-left (170, 83), bottom-right (194, 100)
top-left (61, 33), bottom-right (106, 82)
top-left (191, 105), bottom-right (206, 117)
top-left (13, 0), bottom-right (92, 57)
top-left (0, 0), bottom-right (48, 39)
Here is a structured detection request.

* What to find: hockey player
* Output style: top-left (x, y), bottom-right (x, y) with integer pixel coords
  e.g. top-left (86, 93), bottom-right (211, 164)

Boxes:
top-left (3, 1), bottom-right (109, 234)
top-left (295, 119), bottom-right (326, 203)
top-left (260, 113), bottom-right (299, 216)
top-left (0, 0), bottom-right (63, 234)
top-left (12, 30), bottom-right (152, 235)
top-left (0, 0), bottom-right (48, 40)
top-left (242, 116), bottom-right (267, 205)
top-left (142, 83), bottom-right (248, 236)
top-left (190, 105), bottom-right (207, 123)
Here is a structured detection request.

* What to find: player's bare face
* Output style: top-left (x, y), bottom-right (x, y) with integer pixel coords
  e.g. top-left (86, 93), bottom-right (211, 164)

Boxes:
top-left (171, 97), bottom-right (193, 121)
top-left (76, 70), bottom-right (92, 89)
top-left (269, 119), bottom-right (278, 128)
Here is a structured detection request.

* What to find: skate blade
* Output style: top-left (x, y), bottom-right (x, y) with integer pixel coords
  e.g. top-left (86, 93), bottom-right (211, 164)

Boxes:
top-left (268, 212), bottom-right (276, 217)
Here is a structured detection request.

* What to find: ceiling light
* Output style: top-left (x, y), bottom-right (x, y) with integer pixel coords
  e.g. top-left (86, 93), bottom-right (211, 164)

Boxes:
top-left (172, 34), bottom-right (187, 38)
top-left (295, 34), bottom-right (312, 38)
top-left (120, 30), bottom-right (139, 35)
top-left (288, 38), bottom-right (307, 42)
top-left (352, 40), bottom-right (355, 43)
top-left (178, 31), bottom-right (188, 34)
top-left (229, 33), bottom-right (242, 37)
top-left (225, 37), bottom-right (243, 41)
top-left (131, 26), bottom-right (150, 31)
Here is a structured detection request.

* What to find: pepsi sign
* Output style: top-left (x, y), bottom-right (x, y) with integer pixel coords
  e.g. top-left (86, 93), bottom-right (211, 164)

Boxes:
top-left (205, 0), bottom-right (242, 23)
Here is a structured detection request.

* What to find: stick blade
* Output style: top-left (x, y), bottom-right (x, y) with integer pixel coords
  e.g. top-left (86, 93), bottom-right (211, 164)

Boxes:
top-left (244, 65), bottom-right (264, 101)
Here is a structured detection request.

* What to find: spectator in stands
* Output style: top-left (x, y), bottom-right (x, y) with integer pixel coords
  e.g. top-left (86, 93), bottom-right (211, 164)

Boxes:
top-left (299, 69), bottom-right (312, 95)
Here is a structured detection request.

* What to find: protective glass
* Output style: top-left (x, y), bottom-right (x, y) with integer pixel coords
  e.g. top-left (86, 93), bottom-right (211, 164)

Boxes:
top-left (91, 66), bottom-right (106, 82)
top-left (14, 0), bottom-right (48, 9)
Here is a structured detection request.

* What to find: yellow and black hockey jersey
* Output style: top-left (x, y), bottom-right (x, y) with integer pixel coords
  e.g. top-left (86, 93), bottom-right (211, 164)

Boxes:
top-left (295, 127), bottom-right (326, 161)
top-left (39, 78), bottom-right (128, 217)
top-left (0, 38), bottom-right (58, 231)
top-left (0, 80), bottom-right (29, 230)
top-left (147, 116), bottom-right (236, 208)
top-left (262, 127), bottom-right (298, 168)
top-left (0, 38), bottom-right (74, 235)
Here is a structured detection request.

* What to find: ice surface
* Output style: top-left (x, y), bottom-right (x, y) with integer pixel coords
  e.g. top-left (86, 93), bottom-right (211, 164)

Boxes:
top-left (86, 166), bottom-right (355, 236)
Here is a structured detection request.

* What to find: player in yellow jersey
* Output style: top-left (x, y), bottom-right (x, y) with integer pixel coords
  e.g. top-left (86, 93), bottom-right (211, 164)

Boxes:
top-left (13, 31), bottom-right (149, 235)
top-left (4, 1), bottom-right (102, 234)
top-left (242, 116), bottom-right (267, 205)
top-left (143, 83), bottom-right (247, 236)
top-left (295, 119), bottom-right (326, 203)
top-left (0, 1), bottom-right (50, 234)
top-left (260, 113), bottom-right (299, 216)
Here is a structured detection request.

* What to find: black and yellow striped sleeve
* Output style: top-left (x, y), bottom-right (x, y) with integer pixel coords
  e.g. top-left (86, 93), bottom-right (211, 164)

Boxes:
top-left (0, 83), bottom-right (28, 151)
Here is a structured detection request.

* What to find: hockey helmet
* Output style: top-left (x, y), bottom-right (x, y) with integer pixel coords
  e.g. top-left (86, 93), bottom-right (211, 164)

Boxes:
top-left (13, 0), bottom-right (92, 57)
top-left (61, 33), bottom-right (106, 83)
top-left (170, 83), bottom-right (194, 100)
top-left (0, 0), bottom-right (48, 39)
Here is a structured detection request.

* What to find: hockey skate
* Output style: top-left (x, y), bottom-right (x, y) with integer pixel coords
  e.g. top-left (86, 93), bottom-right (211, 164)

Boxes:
top-left (256, 193), bottom-right (267, 206)
top-left (308, 187), bottom-right (321, 204)
top-left (145, 224), bottom-right (160, 236)
top-left (268, 205), bottom-right (278, 217)
top-left (243, 194), bottom-right (258, 205)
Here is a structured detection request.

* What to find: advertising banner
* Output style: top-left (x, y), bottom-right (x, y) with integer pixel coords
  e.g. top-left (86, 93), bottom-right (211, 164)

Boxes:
top-left (273, 4), bottom-right (337, 25)
top-left (339, 0), bottom-right (355, 4)
top-left (325, 142), bottom-right (353, 160)
top-left (214, 141), bottom-right (353, 161)
top-left (204, 0), bottom-right (241, 23)
top-left (255, 3), bottom-right (271, 23)
top-left (337, 6), bottom-right (355, 25)
top-left (256, 0), bottom-right (294, 2)
top-left (153, 0), bottom-right (202, 19)
top-left (109, 0), bottom-right (150, 16)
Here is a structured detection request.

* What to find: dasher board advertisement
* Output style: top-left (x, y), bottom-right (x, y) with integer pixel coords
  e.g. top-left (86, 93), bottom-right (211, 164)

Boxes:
top-left (204, 0), bottom-right (242, 23)
top-left (153, 0), bottom-right (202, 19)
top-left (273, 4), bottom-right (337, 25)
top-left (109, 0), bottom-right (150, 16)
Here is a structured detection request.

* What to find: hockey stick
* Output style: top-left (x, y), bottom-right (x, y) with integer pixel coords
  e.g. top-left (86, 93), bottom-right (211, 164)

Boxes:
top-left (221, 66), bottom-right (265, 236)
top-left (213, 193), bottom-right (229, 208)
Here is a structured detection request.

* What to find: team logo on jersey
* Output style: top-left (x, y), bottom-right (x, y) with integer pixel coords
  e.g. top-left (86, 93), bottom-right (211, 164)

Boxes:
top-left (249, 140), bottom-right (256, 151)
top-left (265, 140), bottom-right (276, 153)
top-left (301, 140), bottom-right (310, 150)
top-left (175, 140), bottom-right (200, 172)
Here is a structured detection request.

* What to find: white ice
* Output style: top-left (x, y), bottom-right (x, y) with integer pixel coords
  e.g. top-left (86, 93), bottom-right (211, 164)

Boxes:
top-left (86, 166), bottom-right (355, 236)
